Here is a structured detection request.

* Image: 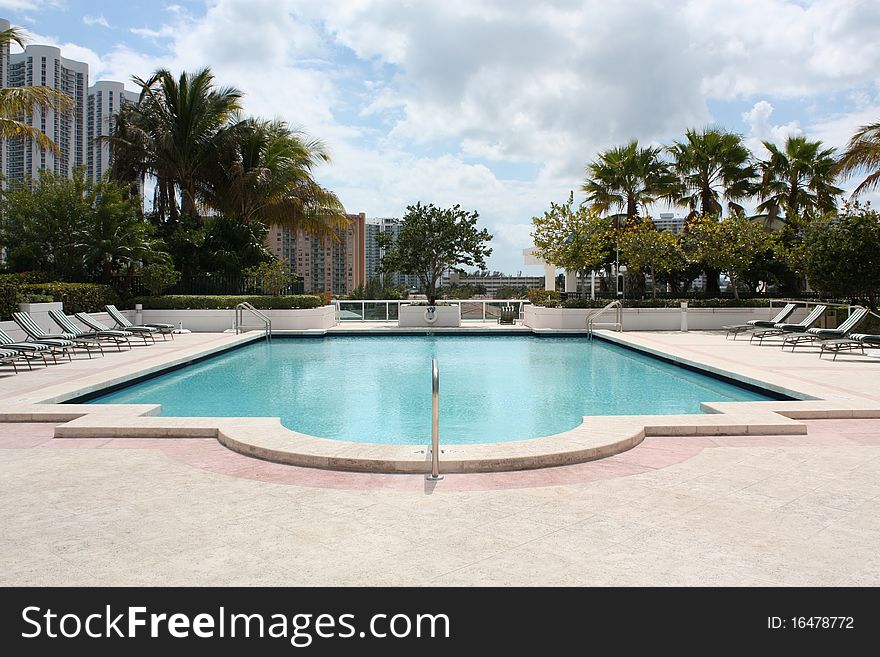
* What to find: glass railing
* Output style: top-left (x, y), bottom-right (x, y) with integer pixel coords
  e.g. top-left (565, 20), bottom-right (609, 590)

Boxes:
top-left (334, 300), bottom-right (530, 322)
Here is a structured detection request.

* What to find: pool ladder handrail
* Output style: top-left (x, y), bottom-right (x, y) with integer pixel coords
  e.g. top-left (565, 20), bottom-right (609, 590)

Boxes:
top-left (235, 302), bottom-right (272, 341)
top-left (426, 358), bottom-right (443, 481)
top-left (586, 300), bottom-right (623, 339)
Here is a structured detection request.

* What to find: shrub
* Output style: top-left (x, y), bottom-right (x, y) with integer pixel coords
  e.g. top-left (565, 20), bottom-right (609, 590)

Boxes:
top-left (527, 289), bottom-right (561, 306)
top-left (558, 297), bottom-right (770, 309)
top-left (20, 293), bottom-right (55, 304)
top-left (0, 271), bottom-right (53, 284)
top-left (242, 260), bottom-right (296, 296)
top-left (0, 283), bottom-right (20, 319)
top-left (0, 281), bottom-right (118, 318)
top-left (141, 263), bottom-right (182, 296)
top-left (24, 282), bottom-right (119, 314)
top-left (128, 295), bottom-right (324, 310)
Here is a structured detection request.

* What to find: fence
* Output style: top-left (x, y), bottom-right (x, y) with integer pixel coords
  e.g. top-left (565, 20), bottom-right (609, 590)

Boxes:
top-left (335, 299), bottom-right (530, 322)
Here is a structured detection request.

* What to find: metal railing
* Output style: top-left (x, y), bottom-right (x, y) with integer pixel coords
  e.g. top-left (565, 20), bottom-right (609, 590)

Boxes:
top-left (586, 300), bottom-right (623, 338)
top-left (426, 358), bottom-right (442, 481)
top-left (334, 299), bottom-right (530, 323)
top-left (235, 302), bottom-right (272, 341)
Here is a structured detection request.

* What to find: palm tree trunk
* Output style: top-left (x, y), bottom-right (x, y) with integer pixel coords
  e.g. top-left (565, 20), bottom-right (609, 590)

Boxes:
top-left (704, 266), bottom-right (721, 296)
top-left (651, 265), bottom-right (656, 299)
top-left (730, 272), bottom-right (739, 299)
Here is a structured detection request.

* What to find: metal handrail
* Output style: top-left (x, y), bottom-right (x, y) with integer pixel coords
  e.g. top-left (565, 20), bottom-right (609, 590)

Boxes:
top-left (586, 300), bottom-right (623, 338)
top-left (235, 302), bottom-right (271, 341)
top-left (426, 358), bottom-right (443, 481)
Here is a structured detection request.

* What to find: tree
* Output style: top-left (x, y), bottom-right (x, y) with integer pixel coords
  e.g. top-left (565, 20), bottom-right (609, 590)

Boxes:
top-left (757, 136), bottom-right (842, 231)
top-left (200, 118), bottom-right (347, 239)
top-left (108, 67), bottom-right (243, 221)
top-left (199, 215), bottom-right (271, 278)
top-left (666, 128), bottom-right (756, 218)
top-left (377, 203), bottom-right (492, 305)
top-left (242, 260), bottom-right (295, 296)
top-left (834, 121), bottom-right (880, 198)
top-left (531, 192), bottom-right (613, 299)
top-left (0, 26), bottom-right (73, 152)
top-left (495, 285), bottom-right (529, 299)
top-left (141, 262), bottom-right (181, 296)
top-left (348, 277), bottom-right (405, 300)
top-left (582, 140), bottom-right (674, 222)
top-left (667, 127), bottom-right (756, 295)
top-left (0, 169), bottom-right (164, 282)
top-left (686, 214), bottom-right (776, 299)
top-left (804, 205), bottom-right (880, 310)
top-left (617, 222), bottom-right (682, 298)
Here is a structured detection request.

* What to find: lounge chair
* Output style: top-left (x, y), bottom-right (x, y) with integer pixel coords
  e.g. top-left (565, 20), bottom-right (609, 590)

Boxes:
top-left (0, 347), bottom-right (27, 373)
top-left (819, 332), bottom-right (880, 360)
top-left (782, 307), bottom-right (869, 352)
top-left (106, 305), bottom-right (173, 341)
top-left (498, 305), bottom-right (516, 325)
top-left (0, 328), bottom-right (56, 365)
top-left (75, 312), bottom-right (153, 345)
top-left (749, 304), bottom-right (828, 345)
top-left (11, 312), bottom-right (88, 360)
top-left (49, 310), bottom-right (131, 352)
top-left (724, 303), bottom-right (797, 339)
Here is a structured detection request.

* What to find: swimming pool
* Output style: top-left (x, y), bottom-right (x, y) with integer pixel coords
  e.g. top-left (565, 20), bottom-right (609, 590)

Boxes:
top-left (84, 336), bottom-right (778, 445)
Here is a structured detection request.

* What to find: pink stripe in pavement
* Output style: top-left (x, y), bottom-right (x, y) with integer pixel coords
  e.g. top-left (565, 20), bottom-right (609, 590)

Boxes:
top-left (0, 420), bottom-right (878, 492)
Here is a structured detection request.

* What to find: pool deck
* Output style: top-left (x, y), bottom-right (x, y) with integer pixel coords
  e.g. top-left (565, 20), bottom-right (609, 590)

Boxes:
top-left (2, 328), bottom-right (880, 585)
top-left (1, 327), bottom-right (878, 473)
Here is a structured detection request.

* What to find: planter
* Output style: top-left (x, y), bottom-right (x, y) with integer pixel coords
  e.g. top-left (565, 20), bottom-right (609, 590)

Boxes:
top-left (138, 305), bottom-right (338, 333)
top-left (18, 301), bottom-right (64, 314)
top-left (398, 304), bottom-right (461, 328)
top-left (523, 304), bottom-right (791, 332)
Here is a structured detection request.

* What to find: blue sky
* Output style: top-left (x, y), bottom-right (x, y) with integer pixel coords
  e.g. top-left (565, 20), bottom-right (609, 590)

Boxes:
top-left (2, 0), bottom-right (879, 274)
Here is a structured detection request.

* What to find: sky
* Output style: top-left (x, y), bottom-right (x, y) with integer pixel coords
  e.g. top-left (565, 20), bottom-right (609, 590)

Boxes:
top-left (1, 0), bottom-right (879, 274)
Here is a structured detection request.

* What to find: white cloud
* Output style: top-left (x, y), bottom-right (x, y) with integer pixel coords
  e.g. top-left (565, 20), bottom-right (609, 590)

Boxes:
top-left (0, 0), bottom-right (62, 11)
top-left (82, 14), bottom-right (110, 29)
top-left (24, 0), bottom-right (880, 271)
top-left (742, 100), bottom-right (803, 157)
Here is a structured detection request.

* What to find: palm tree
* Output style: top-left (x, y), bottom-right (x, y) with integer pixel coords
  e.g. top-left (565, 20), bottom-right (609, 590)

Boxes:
top-left (757, 136), bottom-right (842, 225)
top-left (200, 118), bottom-right (347, 239)
top-left (107, 67), bottom-right (242, 221)
top-left (73, 173), bottom-right (165, 282)
top-left (0, 26), bottom-right (72, 152)
top-left (582, 140), bottom-right (673, 224)
top-left (835, 121), bottom-right (880, 198)
top-left (667, 128), bottom-right (756, 296)
top-left (666, 127), bottom-right (756, 218)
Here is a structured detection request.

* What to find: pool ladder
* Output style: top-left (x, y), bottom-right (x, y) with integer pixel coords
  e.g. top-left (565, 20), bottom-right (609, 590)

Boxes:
top-left (426, 358), bottom-right (443, 481)
top-left (586, 300), bottom-right (623, 339)
top-left (235, 302), bottom-right (272, 341)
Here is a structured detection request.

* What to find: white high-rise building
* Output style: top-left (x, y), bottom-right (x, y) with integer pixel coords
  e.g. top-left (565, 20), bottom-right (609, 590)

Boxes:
top-left (86, 81), bottom-right (139, 182)
top-left (364, 217), bottom-right (421, 290)
top-left (0, 18), bottom-right (138, 188)
top-left (2, 37), bottom-right (88, 185)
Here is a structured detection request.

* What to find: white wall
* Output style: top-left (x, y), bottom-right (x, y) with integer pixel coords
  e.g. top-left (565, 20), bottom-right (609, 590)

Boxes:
top-left (2, 305), bottom-right (338, 337)
top-left (523, 304), bottom-right (806, 331)
top-left (138, 305), bottom-right (338, 332)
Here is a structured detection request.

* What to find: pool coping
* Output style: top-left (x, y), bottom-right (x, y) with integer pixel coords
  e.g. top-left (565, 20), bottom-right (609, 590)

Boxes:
top-left (3, 329), bottom-right (880, 474)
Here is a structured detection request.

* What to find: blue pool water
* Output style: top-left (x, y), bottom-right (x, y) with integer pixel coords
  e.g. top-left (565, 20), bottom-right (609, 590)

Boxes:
top-left (86, 336), bottom-right (774, 445)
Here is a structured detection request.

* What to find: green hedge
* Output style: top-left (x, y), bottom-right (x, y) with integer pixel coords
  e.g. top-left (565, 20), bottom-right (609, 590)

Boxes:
top-left (0, 284), bottom-right (19, 319)
top-left (129, 295), bottom-right (325, 310)
top-left (0, 271), bottom-right (53, 284)
top-left (0, 281), bottom-right (118, 318)
top-left (559, 298), bottom-right (777, 309)
top-left (25, 283), bottom-right (119, 315)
